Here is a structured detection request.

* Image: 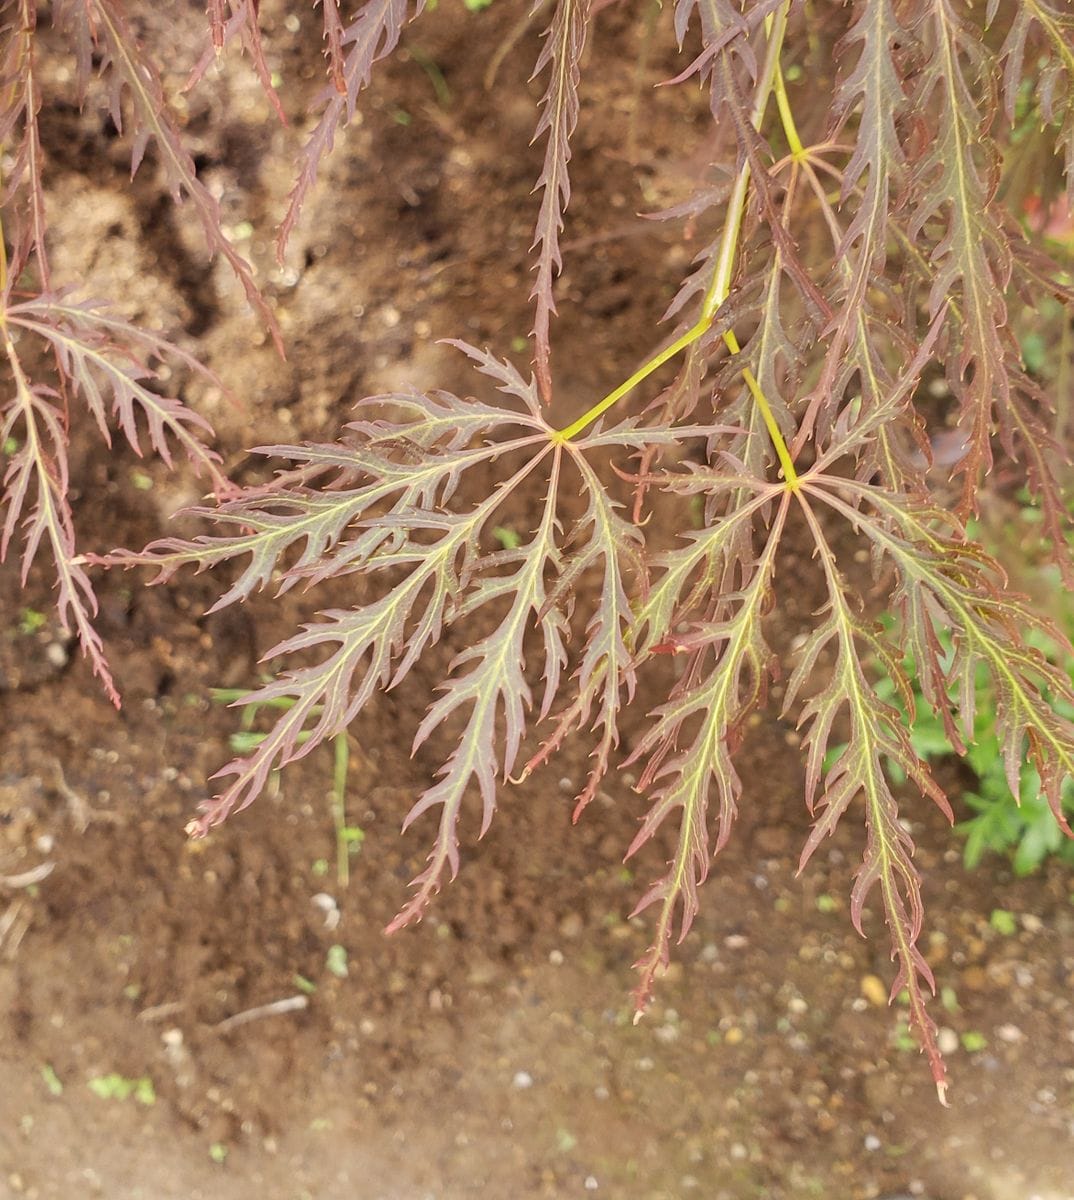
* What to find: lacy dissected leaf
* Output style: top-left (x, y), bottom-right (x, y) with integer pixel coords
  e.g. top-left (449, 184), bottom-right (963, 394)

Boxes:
top-left (718, 250), bottom-right (798, 492)
top-left (671, 0), bottom-right (756, 91)
top-left (804, 308), bottom-right (945, 492)
top-left (103, 382), bottom-right (549, 609)
top-left (648, 177), bottom-right (736, 327)
top-left (1001, 0), bottom-right (1074, 201)
top-left (910, 0), bottom-right (1009, 501)
top-left (386, 454), bottom-right (566, 930)
top-left (53, 0), bottom-right (282, 350)
top-left (6, 295), bottom-right (226, 490)
top-left (996, 386), bottom-right (1074, 587)
top-left (208, 0), bottom-right (227, 48)
top-left (319, 0), bottom-right (349, 93)
top-left (518, 447), bottom-right (644, 818)
top-left (0, 0), bottom-right (49, 283)
top-left (1, 334), bottom-right (117, 702)
top-left (528, 0), bottom-right (590, 405)
top-left (804, 0), bottom-right (911, 442)
top-left (1, 285), bottom-right (232, 701)
top-left (787, 494), bottom-right (952, 1102)
top-left (810, 294), bottom-right (928, 492)
top-left (664, 9), bottom-right (830, 359)
top-left (922, 243), bottom-right (1074, 582)
top-left (185, 0), bottom-right (285, 123)
top-left (117, 340), bottom-right (734, 937)
top-left (195, 489), bottom-right (550, 838)
top-left (832, 0), bottom-right (907, 308)
top-left (636, 474), bottom-right (773, 654)
top-left (624, 492), bottom-right (787, 1010)
top-left (115, 347), bottom-right (563, 871)
top-left (807, 476), bottom-right (1074, 843)
top-left (33, 0), bottom-right (1074, 1104)
top-left (799, 149), bottom-right (943, 482)
top-left (278, 0), bottom-right (418, 258)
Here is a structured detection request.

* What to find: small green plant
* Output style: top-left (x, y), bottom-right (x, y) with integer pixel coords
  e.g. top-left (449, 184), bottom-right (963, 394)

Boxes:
top-left (40, 1064), bottom-right (63, 1096)
top-left (919, 660), bottom-right (1074, 876)
top-left (989, 908), bottom-right (1018, 936)
top-left (325, 944), bottom-right (349, 979)
top-left (87, 1073), bottom-right (155, 1105)
top-left (17, 607), bottom-right (46, 636)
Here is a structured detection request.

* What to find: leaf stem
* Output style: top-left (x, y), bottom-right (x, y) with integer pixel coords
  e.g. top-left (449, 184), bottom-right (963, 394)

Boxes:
top-left (771, 55), bottom-right (806, 162)
top-left (553, 312), bottom-right (714, 442)
top-left (724, 330), bottom-right (799, 488)
top-left (553, 3), bottom-right (800, 489)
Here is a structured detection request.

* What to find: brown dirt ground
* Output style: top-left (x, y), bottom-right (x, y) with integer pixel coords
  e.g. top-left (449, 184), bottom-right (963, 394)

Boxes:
top-left (2, 5), bottom-right (1074, 1199)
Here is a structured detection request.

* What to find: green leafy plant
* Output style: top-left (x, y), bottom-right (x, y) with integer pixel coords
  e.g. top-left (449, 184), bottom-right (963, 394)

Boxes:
top-left (7, 1), bottom-right (1074, 1104)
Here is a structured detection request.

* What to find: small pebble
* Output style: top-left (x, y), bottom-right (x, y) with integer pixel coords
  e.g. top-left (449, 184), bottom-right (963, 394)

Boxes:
top-left (937, 1027), bottom-right (960, 1055)
top-left (584, 1178), bottom-right (599, 1191)
top-left (996, 1024), bottom-right (1024, 1044)
top-left (45, 642), bottom-right (69, 668)
top-left (311, 893), bottom-right (340, 930)
top-left (730, 1143), bottom-right (748, 1161)
top-left (961, 966), bottom-right (987, 990)
top-left (864, 1134), bottom-right (881, 1152)
top-left (512, 1071), bottom-right (534, 1090)
top-left (860, 975), bottom-right (888, 1007)
top-left (558, 913), bottom-right (583, 939)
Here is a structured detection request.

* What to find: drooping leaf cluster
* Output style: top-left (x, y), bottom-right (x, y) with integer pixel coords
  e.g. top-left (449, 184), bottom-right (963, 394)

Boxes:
top-left (6, 1), bottom-right (1074, 1101)
top-left (1, 0), bottom-right (427, 695)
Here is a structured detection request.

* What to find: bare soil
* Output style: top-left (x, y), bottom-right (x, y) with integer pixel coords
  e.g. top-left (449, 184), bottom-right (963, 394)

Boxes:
top-left (2, 6), bottom-right (1073, 1199)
